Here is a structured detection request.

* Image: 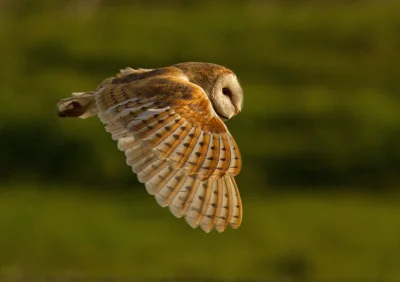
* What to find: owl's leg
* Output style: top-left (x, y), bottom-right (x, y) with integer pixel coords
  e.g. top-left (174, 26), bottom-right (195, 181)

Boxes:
top-left (57, 92), bottom-right (98, 119)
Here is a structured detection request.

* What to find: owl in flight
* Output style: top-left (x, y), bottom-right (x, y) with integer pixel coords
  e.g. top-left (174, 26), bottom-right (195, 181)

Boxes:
top-left (57, 62), bottom-right (244, 233)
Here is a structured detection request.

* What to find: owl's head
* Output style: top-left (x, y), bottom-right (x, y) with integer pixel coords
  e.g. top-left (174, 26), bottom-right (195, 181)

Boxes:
top-left (209, 71), bottom-right (243, 121)
top-left (174, 62), bottom-right (244, 121)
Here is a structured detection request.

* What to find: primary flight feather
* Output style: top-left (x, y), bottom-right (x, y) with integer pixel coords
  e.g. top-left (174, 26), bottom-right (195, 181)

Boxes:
top-left (56, 62), bottom-right (244, 233)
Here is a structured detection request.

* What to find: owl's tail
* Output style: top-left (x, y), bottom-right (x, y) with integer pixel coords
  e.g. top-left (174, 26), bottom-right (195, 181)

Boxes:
top-left (57, 91), bottom-right (98, 119)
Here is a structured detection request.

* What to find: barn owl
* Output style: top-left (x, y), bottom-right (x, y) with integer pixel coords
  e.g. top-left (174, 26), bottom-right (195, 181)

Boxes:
top-left (56, 62), bottom-right (244, 233)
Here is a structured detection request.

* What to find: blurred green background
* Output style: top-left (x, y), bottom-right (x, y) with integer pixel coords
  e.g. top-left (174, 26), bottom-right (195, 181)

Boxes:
top-left (1, 0), bottom-right (400, 280)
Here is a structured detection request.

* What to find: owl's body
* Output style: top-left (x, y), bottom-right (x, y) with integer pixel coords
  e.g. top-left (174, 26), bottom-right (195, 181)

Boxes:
top-left (57, 62), bottom-right (244, 233)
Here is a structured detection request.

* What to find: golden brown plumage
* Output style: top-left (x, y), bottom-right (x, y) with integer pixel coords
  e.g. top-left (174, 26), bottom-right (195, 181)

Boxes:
top-left (56, 62), bottom-right (244, 233)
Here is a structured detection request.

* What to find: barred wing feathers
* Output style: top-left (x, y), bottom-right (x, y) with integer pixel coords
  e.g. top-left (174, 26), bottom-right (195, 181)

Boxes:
top-left (95, 69), bottom-right (242, 232)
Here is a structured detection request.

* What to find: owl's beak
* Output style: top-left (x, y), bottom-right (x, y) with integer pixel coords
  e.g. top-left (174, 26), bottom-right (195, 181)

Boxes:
top-left (233, 104), bottom-right (241, 115)
top-left (217, 113), bottom-right (230, 121)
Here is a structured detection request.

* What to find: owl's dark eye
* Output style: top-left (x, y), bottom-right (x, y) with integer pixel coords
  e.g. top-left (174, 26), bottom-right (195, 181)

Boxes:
top-left (222, 87), bottom-right (232, 97)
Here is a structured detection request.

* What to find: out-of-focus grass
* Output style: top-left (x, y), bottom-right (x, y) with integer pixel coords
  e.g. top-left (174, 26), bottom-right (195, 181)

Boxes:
top-left (1, 184), bottom-right (400, 280)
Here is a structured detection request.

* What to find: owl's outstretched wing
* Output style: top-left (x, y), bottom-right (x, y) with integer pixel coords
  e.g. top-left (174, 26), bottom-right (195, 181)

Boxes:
top-left (95, 68), bottom-right (242, 232)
